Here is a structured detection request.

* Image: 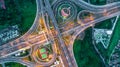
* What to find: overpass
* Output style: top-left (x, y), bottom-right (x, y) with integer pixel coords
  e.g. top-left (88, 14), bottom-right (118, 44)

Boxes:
top-left (0, 0), bottom-right (120, 67)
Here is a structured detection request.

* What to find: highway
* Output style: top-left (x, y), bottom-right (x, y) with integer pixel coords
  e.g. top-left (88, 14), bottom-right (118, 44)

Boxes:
top-left (0, 0), bottom-right (120, 67)
top-left (67, 2), bottom-right (120, 67)
top-left (31, 0), bottom-right (57, 66)
top-left (72, 8), bottom-right (120, 41)
top-left (44, 0), bottom-right (78, 67)
top-left (0, 33), bottom-right (47, 58)
top-left (68, 7), bottom-right (120, 53)
top-left (0, 57), bottom-right (35, 67)
top-left (62, 4), bottom-right (120, 36)
top-left (72, 0), bottom-right (120, 12)
top-left (0, 0), bottom-right (56, 66)
top-left (0, 0), bottom-right (53, 58)
top-left (60, 1), bottom-right (120, 67)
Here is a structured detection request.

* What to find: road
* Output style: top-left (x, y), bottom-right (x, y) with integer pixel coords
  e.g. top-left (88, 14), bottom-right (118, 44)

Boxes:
top-left (0, 57), bottom-right (35, 67)
top-left (44, 0), bottom-right (78, 67)
top-left (66, 1), bottom-right (120, 67)
top-left (0, 32), bottom-right (47, 58)
top-left (0, 0), bottom-right (120, 67)
top-left (31, 0), bottom-right (57, 66)
top-left (72, 0), bottom-right (120, 13)
top-left (62, 5), bottom-right (120, 37)
top-left (0, 0), bottom-right (52, 58)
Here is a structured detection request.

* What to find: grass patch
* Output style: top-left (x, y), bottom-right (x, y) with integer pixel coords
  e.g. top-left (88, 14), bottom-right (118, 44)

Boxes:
top-left (19, 0), bottom-right (36, 34)
top-left (92, 17), bottom-right (120, 63)
top-left (5, 62), bottom-right (27, 67)
top-left (73, 28), bottom-right (104, 67)
top-left (0, 64), bottom-right (2, 67)
top-left (94, 18), bottom-right (113, 29)
top-left (87, 0), bottom-right (106, 5)
top-left (0, 0), bottom-right (36, 35)
top-left (107, 17), bottom-right (120, 60)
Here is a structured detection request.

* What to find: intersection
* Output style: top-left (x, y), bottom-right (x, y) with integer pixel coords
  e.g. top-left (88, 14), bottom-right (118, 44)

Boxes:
top-left (0, 0), bottom-right (120, 67)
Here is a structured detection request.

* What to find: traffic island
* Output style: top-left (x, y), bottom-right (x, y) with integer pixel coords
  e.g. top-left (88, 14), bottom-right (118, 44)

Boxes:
top-left (12, 48), bottom-right (32, 58)
top-left (77, 10), bottom-right (95, 26)
top-left (37, 47), bottom-right (52, 62)
top-left (32, 43), bottom-right (56, 66)
top-left (52, 0), bottom-right (77, 26)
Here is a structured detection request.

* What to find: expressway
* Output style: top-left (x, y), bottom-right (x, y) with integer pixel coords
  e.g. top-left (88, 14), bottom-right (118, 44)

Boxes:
top-left (31, 0), bottom-right (57, 66)
top-left (0, 0), bottom-right (56, 66)
top-left (72, 0), bottom-right (120, 13)
top-left (0, 0), bottom-right (52, 58)
top-left (44, 0), bottom-right (78, 67)
top-left (62, 3), bottom-right (120, 36)
top-left (66, 2), bottom-right (120, 67)
top-left (59, 0), bottom-right (120, 67)
top-left (71, 7), bottom-right (120, 44)
top-left (0, 57), bottom-right (35, 67)
top-left (0, 0), bottom-right (120, 67)
top-left (0, 32), bottom-right (48, 58)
